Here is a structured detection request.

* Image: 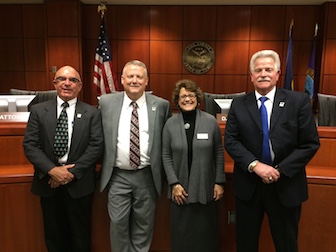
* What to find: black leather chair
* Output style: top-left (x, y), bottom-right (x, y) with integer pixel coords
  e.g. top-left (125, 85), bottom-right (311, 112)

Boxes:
top-left (10, 89), bottom-right (57, 111)
top-left (317, 93), bottom-right (336, 126)
top-left (203, 91), bottom-right (246, 116)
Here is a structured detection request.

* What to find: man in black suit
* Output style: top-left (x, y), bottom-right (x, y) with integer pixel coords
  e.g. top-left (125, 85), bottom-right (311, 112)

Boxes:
top-left (224, 50), bottom-right (320, 252)
top-left (23, 65), bottom-right (104, 252)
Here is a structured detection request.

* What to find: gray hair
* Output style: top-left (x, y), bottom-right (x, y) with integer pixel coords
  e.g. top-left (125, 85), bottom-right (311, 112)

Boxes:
top-left (250, 50), bottom-right (281, 73)
top-left (122, 60), bottom-right (148, 77)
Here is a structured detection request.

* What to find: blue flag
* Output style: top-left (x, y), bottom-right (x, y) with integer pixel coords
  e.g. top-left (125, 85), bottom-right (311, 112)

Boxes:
top-left (304, 24), bottom-right (318, 101)
top-left (284, 20), bottom-right (294, 90)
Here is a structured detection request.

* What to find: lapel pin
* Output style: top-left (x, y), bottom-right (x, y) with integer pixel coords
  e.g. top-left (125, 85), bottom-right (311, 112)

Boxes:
top-left (279, 102), bottom-right (285, 107)
top-left (77, 113), bottom-right (82, 118)
top-left (152, 106), bottom-right (156, 111)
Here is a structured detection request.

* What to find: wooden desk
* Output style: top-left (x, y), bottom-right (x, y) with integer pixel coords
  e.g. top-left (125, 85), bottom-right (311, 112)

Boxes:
top-left (1, 122), bottom-right (336, 251)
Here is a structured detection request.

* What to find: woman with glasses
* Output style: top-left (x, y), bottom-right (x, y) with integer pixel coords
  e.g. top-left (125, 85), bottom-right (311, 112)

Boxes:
top-left (162, 79), bottom-right (226, 252)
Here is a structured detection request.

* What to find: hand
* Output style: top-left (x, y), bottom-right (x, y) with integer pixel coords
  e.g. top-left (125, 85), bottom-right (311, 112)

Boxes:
top-left (213, 184), bottom-right (224, 201)
top-left (48, 178), bottom-right (61, 188)
top-left (253, 162), bottom-right (280, 184)
top-left (171, 184), bottom-right (188, 205)
top-left (48, 164), bottom-right (75, 185)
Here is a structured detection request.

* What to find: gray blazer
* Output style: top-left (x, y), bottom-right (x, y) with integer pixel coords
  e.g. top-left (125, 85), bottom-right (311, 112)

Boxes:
top-left (98, 91), bottom-right (171, 195)
top-left (162, 109), bottom-right (226, 204)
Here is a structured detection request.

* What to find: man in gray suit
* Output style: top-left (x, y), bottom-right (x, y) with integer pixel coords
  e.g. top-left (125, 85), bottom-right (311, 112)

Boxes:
top-left (99, 60), bottom-right (171, 252)
top-left (23, 66), bottom-right (104, 252)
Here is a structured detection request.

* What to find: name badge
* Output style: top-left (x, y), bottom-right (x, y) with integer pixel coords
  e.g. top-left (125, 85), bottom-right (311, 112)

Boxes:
top-left (197, 133), bottom-right (208, 140)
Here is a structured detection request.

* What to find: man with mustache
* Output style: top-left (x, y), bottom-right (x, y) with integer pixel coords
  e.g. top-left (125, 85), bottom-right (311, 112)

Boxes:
top-left (224, 50), bottom-right (320, 252)
top-left (23, 65), bottom-right (104, 252)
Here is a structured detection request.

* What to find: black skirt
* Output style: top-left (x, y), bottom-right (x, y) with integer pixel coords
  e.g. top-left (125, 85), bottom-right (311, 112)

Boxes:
top-left (170, 200), bottom-right (220, 252)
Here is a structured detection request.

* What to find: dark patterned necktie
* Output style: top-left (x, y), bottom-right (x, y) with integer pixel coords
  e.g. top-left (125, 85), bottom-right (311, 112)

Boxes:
top-left (54, 102), bottom-right (69, 158)
top-left (259, 97), bottom-right (272, 164)
top-left (130, 102), bottom-right (140, 169)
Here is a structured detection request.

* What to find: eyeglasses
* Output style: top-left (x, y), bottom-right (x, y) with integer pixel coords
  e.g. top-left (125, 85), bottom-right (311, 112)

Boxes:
top-left (179, 94), bottom-right (197, 100)
top-left (54, 76), bottom-right (81, 84)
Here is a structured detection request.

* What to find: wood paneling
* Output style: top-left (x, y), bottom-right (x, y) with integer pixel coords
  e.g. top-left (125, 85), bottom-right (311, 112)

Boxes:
top-left (117, 40), bottom-right (149, 73)
top-left (215, 41), bottom-right (249, 75)
top-left (0, 5), bottom-right (23, 38)
top-left (321, 75), bottom-right (336, 95)
top-left (46, 1), bottom-right (80, 37)
top-left (116, 6), bottom-right (150, 40)
top-left (150, 6), bottom-right (183, 41)
top-left (0, 72), bottom-right (25, 93)
top-left (149, 74), bottom-right (181, 103)
top-left (0, 39), bottom-right (24, 71)
top-left (22, 5), bottom-right (45, 38)
top-left (47, 37), bottom-right (81, 71)
top-left (326, 2), bottom-right (336, 39)
top-left (323, 39), bottom-right (336, 74)
top-left (217, 6), bottom-right (251, 41)
top-left (24, 39), bottom-right (46, 71)
top-left (250, 6), bottom-right (286, 41)
top-left (150, 41), bottom-right (183, 74)
top-left (183, 6), bottom-right (217, 41)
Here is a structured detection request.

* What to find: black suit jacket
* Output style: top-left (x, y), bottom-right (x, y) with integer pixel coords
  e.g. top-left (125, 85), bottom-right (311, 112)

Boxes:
top-left (23, 98), bottom-right (104, 199)
top-left (224, 88), bottom-right (320, 207)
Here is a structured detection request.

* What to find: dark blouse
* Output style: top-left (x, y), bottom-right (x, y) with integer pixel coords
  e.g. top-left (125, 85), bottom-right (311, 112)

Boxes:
top-left (182, 109), bottom-right (196, 171)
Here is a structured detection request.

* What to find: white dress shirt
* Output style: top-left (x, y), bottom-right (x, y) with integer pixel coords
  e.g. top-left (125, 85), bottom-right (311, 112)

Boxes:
top-left (115, 92), bottom-right (150, 170)
top-left (56, 96), bottom-right (76, 164)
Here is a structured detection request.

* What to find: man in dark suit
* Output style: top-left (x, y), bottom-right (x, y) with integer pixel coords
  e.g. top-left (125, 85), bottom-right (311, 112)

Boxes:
top-left (23, 65), bottom-right (104, 252)
top-left (224, 50), bottom-right (320, 252)
top-left (99, 60), bottom-right (171, 252)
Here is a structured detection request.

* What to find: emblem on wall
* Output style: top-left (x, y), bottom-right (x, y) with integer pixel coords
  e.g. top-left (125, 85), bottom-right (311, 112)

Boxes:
top-left (182, 41), bottom-right (215, 75)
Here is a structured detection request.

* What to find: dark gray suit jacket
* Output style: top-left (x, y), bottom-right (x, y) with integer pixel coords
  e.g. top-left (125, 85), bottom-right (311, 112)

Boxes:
top-left (98, 92), bottom-right (171, 195)
top-left (224, 88), bottom-right (320, 208)
top-left (23, 98), bottom-right (104, 198)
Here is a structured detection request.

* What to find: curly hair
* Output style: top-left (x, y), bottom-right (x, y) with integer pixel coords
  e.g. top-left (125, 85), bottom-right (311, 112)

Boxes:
top-left (172, 79), bottom-right (203, 107)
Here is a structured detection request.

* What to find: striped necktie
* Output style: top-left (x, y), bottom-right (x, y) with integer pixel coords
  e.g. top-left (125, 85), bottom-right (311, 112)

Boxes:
top-left (130, 102), bottom-right (140, 169)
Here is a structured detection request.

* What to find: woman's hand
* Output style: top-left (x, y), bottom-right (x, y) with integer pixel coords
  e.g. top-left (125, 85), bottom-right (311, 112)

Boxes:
top-left (213, 184), bottom-right (224, 201)
top-left (172, 184), bottom-right (188, 205)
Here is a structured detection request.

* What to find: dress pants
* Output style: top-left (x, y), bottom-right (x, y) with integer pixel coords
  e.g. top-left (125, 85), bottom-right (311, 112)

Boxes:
top-left (235, 182), bottom-right (301, 252)
top-left (40, 186), bottom-right (93, 252)
top-left (108, 166), bottom-right (157, 252)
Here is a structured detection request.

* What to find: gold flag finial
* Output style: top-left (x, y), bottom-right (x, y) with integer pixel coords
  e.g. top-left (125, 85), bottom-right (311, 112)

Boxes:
top-left (98, 3), bottom-right (107, 17)
top-left (314, 23), bottom-right (318, 37)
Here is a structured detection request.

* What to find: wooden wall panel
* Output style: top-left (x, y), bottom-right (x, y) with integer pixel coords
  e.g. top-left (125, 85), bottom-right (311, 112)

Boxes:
top-left (117, 40), bottom-right (149, 73)
top-left (0, 39), bottom-right (24, 71)
top-left (217, 6), bottom-right (251, 41)
top-left (149, 74), bottom-right (181, 103)
top-left (0, 72), bottom-right (25, 93)
top-left (182, 74), bottom-right (216, 94)
top-left (250, 6), bottom-right (286, 41)
top-left (321, 75), bottom-right (336, 95)
top-left (183, 6), bottom-right (217, 41)
top-left (286, 5), bottom-right (320, 40)
top-left (22, 5), bottom-right (45, 38)
top-left (24, 39), bottom-right (46, 71)
top-left (0, 5), bottom-right (23, 38)
top-left (116, 6), bottom-right (150, 40)
top-left (47, 37), bottom-right (81, 71)
top-left (150, 41), bottom-right (183, 74)
top-left (323, 39), bottom-right (336, 74)
top-left (46, 1), bottom-right (80, 37)
top-left (215, 41), bottom-right (249, 75)
top-left (326, 2), bottom-right (336, 39)
top-left (0, 136), bottom-right (30, 166)
top-left (150, 6), bottom-right (183, 41)
top-left (25, 72), bottom-right (49, 91)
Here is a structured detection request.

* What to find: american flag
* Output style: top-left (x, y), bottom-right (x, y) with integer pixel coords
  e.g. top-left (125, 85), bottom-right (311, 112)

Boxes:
top-left (93, 15), bottom-right (118, 95)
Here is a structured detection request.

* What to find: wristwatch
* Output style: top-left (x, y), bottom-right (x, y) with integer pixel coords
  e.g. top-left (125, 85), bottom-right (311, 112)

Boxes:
top-left (248, 160), bottom-right (259, 173)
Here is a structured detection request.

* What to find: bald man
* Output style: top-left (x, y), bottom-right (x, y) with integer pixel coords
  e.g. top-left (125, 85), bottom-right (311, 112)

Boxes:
top-left (23, 66), bottom-right (104, 252)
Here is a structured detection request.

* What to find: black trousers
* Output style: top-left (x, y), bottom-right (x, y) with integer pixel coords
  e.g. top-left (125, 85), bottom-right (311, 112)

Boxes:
top-left (235, 182), bottom-right (301, 252)
top-left (40, 186), bottom-right (94, 252)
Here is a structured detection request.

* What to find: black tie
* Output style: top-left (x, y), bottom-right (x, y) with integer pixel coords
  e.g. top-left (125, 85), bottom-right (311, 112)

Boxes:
top-left (54, 102), bottom-right (69, 158)
top-left (259, 97), bottom-right (272, 164)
